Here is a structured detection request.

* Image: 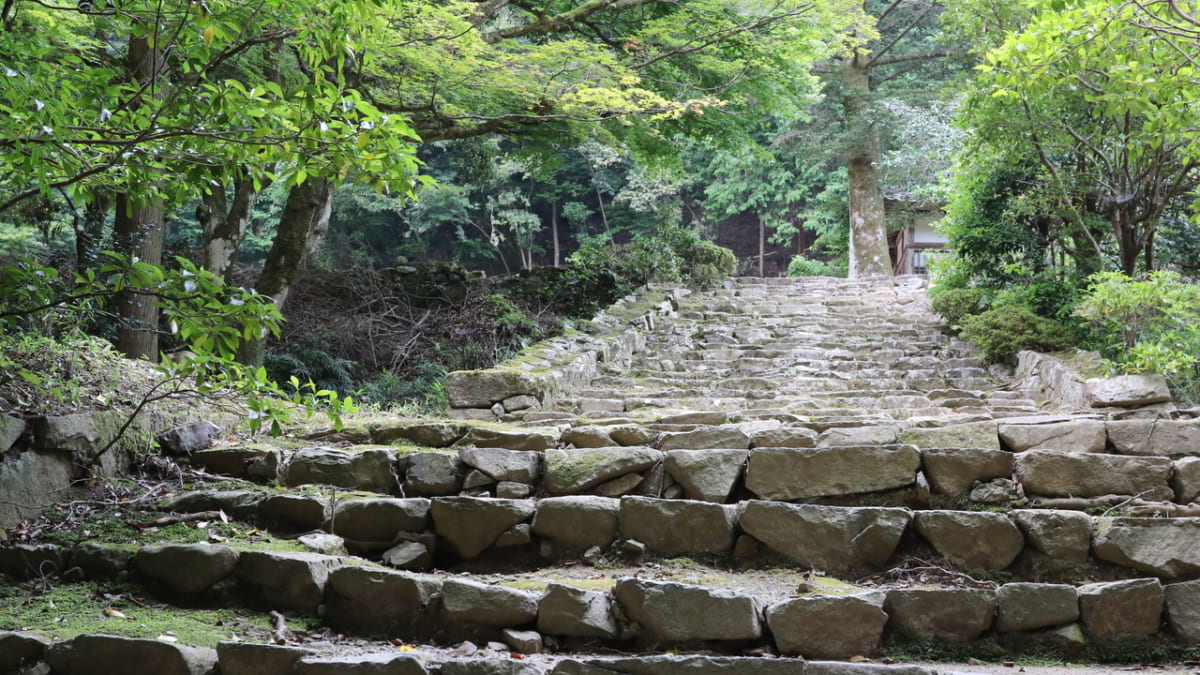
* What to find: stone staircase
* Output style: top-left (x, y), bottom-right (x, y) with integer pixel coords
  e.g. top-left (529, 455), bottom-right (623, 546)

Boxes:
top-left (4, 275), bottom-right (1200, 674)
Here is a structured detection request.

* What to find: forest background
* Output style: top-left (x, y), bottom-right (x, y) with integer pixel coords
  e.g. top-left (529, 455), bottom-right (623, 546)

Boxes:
top-left (2, 0), bottom-right (1200, 420)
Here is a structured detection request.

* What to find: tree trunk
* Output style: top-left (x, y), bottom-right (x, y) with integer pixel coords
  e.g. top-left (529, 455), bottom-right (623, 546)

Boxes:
top-left (842, 53), bottom-right (892, 278)
top-left (114, 32), bottom-right (167, 361)
top-left (758, 216), bottom-right (766, 277)
top-left (551, 201), bottom-right (560, 267)
top-left (240, 177), bottom-right (334, 366)
top-left (113, 193), bottom-right (164, 361)
top-left (198, 170), bottom-right (267, 281)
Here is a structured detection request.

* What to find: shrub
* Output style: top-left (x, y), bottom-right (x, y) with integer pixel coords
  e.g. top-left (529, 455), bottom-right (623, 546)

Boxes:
top-left (959, 304), bottom-right (1074, 363)
top-left (930, 287), bottom-right (986, 329)
top-left (786, 256), bottom-right (843, 278)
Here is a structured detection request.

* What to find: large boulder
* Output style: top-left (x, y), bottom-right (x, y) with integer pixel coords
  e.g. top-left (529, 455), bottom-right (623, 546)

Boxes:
top-left (544, 447), bottom-right (662, 495)
top-left (442, 578), bottom-right (539, 627)
top-left (1093, 517), bottom-right (1200, 578)
top-left (618, 497), bottom-right (736, 555)
top-left (884, 588), bottom-right (995, 641)
top-left (134, 543), bottom-right (239, 595)
top-left (663, 449), bottom-right (746, 503)
top-left (998, 420), bottom-right (1106, 453)
top-left (919, 447), bottom-right (1013, 496)
top-left (259, 494), bottom-right (330, 531)
top-left (531, 496), bottom-right (621, 550)
top-left (190, 446), bottom-right (279, 480)
top-left (737, 501), bottom-right (910, 575)
top-left (371, 421), bottom-right (466, 447)
top-left (446, 369), bottom-right (554, 408)
top-left (912, 511), bottom-right (1024, 571)
top-left (155, 420), bottom-right (221, 455)
top-left (1014, 450), bottom-right (1172, 500)
top-left (324, 567), bottom-right (441, 639)
top-left (284, 447), bottom-right (399, 493)
top-left (0, 632), bottom-right (47, 673)
top-left (0, 448), bottom-right (73, 528)
top-left (1077, 578), bottom-right (1163, 639)
top-left (47, 634), bottom-right (215, 675)
top-left (995, 583), bottom-right (1079, 632)
top-left (613, 578), bottom-right (762, 643)
top-left (766, 592), bottom-right (887, 659)
top-left (1108, 419), bottom-right (1200, 457)
top-left (1010, 509), bottom-right (1092, 563)
top-left (431, 497), bottom-right (536, 559)
top-left (744, 445), bottom-right (919, 500)
top-left (538, 583), bottom-right (618, 639)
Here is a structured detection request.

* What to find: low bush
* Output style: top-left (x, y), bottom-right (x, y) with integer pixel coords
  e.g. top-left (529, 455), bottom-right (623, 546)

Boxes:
top-left (930, 287), bottom-right (986, 330)
top-left (786, 255), bottom-right (844, 278)
top-left (959, 304), bottom-right (1074, 363)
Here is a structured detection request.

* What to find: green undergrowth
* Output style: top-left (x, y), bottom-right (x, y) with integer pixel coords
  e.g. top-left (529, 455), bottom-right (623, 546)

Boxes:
top-left (0, 579), bottom-right (319, 648)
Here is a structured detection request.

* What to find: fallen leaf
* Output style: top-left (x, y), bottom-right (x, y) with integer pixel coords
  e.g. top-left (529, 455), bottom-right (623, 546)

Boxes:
top-left (103, 607), bottom-right (126, 618)
top-left (156, 634), bottom-right (177, 643)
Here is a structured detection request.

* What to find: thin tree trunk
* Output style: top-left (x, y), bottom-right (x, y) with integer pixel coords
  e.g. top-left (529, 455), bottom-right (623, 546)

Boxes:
top-left (551, 201), bottom-right (560, 267)
top-left (75, 191), bottom-right (110, 270)
top-left (240, 177), bottom-right (333, 366)
top-left (843, 52), bottom-right (892, 278)
top-left (758, 216), bottom-right (766, 277)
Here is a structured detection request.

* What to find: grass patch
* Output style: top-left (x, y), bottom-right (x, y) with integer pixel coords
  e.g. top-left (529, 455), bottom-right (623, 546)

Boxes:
top-left (0, 579), bottom-right (317, 648)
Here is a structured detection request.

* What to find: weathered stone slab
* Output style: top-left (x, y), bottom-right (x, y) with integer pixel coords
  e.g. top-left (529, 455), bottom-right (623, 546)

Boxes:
top-left (913, 511), bottom-right (1023, 571)
top-left (460, 448), bottom-right (541, 483)
top-left (0, 448), bottom-right (72, 528)
top-left (443, 577), bottom-right (539, 627)
top-left (1174, 457), bottom-right (1200, 502)
top-left (1087, 374), bottom-right (1171, 407)
top-left (190, 446), bottom-right (279, 480)
top-left (995, 583), bottom-right (1079, 632)
top-left (544, 447), bottom-right (662, 494)
top-left (284, 447), bottom-right (398, 493)
top-left (324, 567), bottom-right (441, 639)
top-left (442, 660), bottom-right (543, 675)
top-left (160, 489), bottom-right (263, 520)
top-left (561, 427), bottom-right (615, 449)
top-left (663, 449), bottom-right (746, 503)
top-left (618, 497), bottom-right (736, 555)
top-left (538, 583), bottom-right (618, 639)
top-left (884, 588), bottom-right (995, 641)
top-left (745, 445), bottom-right (919, 500)
top-left (216, 642), bottom-right (311, 675)
top-left (919, 447), bottom-right (1013, 496)
top-left (613, 578), bottom-right (762, 642)
top-left (1078, 578), bottom-right (1163, 638)
top-left (235, 551), bottom-right (344, 612)
top-left (0, 543), bottom-right (63, 579)
top-left (898, 421), bottom-right (999, 451)
top-left (551, 655), bottom-right (814, 675)
top-left (259, 494), bottom-right (329, 530)
top-left (47, 634), bottom-right (215, 675)
top-left (460, 427), bottom-right (558, 452)
top-left (0, 414), bottom-right (25, 452)
top-left (766, 592), bottom-right (887, 659)
top-left (404, 451), bottom-right (464, 496)
top-left (447, 369), bottom-right (554, 408)
top-left (531, 496), bottom-right (620, 550)
top-left (658, 426), bottom-right (750, 451)
top-left (737, 501), bottom-right (910, 575)
top-left (155, 420), bottom-right (221, 455)
top-left (1108, 420), bottom-right (1200, 457)
top-left (1014, 450), bottom-right (1173, 500)
top-left (72, 541), bottom-right (132, 579)
top-left (135, 543), bottom-right (238, 595)
top-left (1093, 517), bottom-right (1200, 578)
top-left (330, 498), bottom-right (430, 547)
top-left (998, 420), bottom-right (1106, 453)
top-left (371, 421), bottom-right (466, 447)
top-left (0, 631), bottom-right (47, 673)
top-left (1011, 509), bottom-right (1092, 562)
top-left (817, 424), bottom-right (900, 447)
top-left (431, 497), bottom-right (536, 559)
top-left (1164, 579), bottom-right (1200, 641)
top-left (294, 653), bottom-right (429, 675)
top-left (748, 426), bottom-right (818, 449)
